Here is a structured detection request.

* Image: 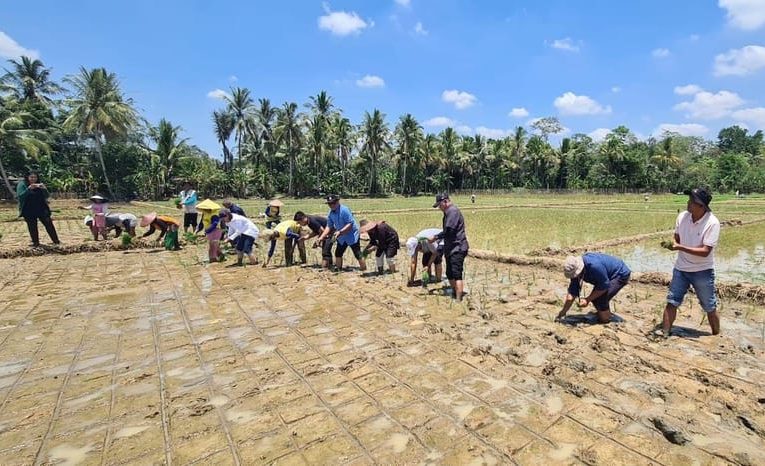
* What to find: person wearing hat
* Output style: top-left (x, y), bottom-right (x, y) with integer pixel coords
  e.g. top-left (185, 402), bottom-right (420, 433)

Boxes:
top-left (428, 193), bottom-right (469, 301)
top-left (360, 220), bottom-right (400, 275)
top-left (84, 213), bottom-right (130, 240)
top-left (141, 212), bottom-right (181, 250)
top-left (16, 172), bottom-right (61, 247)
top-left (117, 213), bottom-right (138, 237)
top-left (262, 199), bottom-right (284, 229)
top-left (294, 211), bottom-right (332, 268)
top-left (222, 200), bottom-right (246, 216)
top-left (261, 219), bottom-right (308, 267)
top-left (556, 253), bottom-right (631, 324)
top-left (179, 182), bottom-right (199, 233)
top-left (316, 195), bottom-right (367, 271)
top-left (660, 187), bottom-right (721, 337)
top-left (194, 199), bottom-right (222, 234)
top-left (79, 195), bottom-right (109, 240)
top-left (219, 208), bottom-right (260, 266)
top-left (406, 228), bottom-right (444, 286)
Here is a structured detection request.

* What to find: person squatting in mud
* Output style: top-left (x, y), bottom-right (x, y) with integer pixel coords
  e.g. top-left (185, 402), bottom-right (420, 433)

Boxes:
top-left (660, 187), bottom-right (721, 337)
top-left (316, 195), bottom-right (367, 272)
top-left (406, 228), bottom-right (444, 286)
top-left (360, 220), bottom-right (400, 275)
top-left (557, 253), bottom-right (631, 324)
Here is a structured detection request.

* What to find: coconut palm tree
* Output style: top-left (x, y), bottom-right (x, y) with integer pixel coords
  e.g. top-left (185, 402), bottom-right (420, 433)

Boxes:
top-left (332, 115), bottom-right (354, 192)
top-left (147, 118), bottom-right (189, 196)
top-left (212, 110), bottom-right (235, 171)
top-left (394, 114), bottom-right (423, 195)
top-left (63, 67), bottom-right (139, 197)
top-left (0, 101), bottom-right (49, 197)
top-left (360, 109), bottom-right (390, 195)
top-left (256, 98), bottom-right (277, 169)
top-left (0, 56), bottom-right (62, 105)
top-left (224, 87), bottom-right (256, 164)
top-left (274, 102), bottom-right (303, 196)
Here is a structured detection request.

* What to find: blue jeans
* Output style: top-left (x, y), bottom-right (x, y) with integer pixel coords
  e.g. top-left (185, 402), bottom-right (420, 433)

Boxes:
top-left (667, 268), bottom-right (717, 312)
top-left (236, 234), bottom-right (256, 254)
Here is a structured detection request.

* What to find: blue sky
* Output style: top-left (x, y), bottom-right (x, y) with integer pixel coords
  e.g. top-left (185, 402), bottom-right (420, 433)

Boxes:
top-left (2, 0), bottom-right (765, 157)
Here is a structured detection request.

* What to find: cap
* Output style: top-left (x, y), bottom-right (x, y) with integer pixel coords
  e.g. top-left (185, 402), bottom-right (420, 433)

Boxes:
top-left (325, 194), bottom-right (340, 204)
top-left (683, 188), bottom-right (712, 210)
top-left (432, 193), bottom-right (449, 208)
top-left (563, 255), bottom-right (585, 279)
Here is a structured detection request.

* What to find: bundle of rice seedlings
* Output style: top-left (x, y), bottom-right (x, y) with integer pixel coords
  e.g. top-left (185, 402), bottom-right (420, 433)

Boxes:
top-left (121, 233), bottom-right (133, 247)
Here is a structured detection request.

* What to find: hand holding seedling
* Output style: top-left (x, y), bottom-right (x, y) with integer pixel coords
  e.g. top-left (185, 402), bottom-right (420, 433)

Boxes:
top-left (660, 240), bottom-right (675, 250)
top-left (577, 297), bottom-right (589, 308)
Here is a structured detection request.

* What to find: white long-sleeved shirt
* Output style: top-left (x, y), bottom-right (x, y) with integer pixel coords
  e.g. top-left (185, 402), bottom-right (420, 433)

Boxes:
top-left (226, 214), bottom-right (259, 241)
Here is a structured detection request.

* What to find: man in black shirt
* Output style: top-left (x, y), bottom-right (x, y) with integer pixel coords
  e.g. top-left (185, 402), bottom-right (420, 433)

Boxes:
top-left (429, 193), bottom-right (469, 301)
top-left (294, 211), bottom-right (331, 268)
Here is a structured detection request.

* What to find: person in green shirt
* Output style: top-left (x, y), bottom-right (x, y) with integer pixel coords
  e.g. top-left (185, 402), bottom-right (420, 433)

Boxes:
top-left (16, 172), bottom-right (60, 247)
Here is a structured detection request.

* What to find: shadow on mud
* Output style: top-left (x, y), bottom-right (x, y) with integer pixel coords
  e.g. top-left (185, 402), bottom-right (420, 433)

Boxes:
top-left (559, 313), bottom-right (625, 325)
top-left (667, 326), bottom-right (712, 338)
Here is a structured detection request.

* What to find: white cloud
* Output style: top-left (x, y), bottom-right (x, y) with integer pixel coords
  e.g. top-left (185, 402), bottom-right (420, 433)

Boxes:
top-left (356, 75), bottom-right (385, 88)
top-left (588, 128), bottom-right (611, 142)
top-left (441, 89), bottom-right (477, 109)
top-left (414, 21), bottom-right (428, 35)
top-left (731, 107), bottom-right (765, 129)
top-left (611, 86), bottom-right (621, 93)
top-left (673, 90), bottom-right (743, 119)
top-left (318, 3), bottom-right (369, 36)
top-left (652, 48), bottom-right (671, 58)
top-left (713, 45), bottom-right (765, 76)
top-left (207, 89), bottom-right (230, 100)
top-left (549, 37), bottom-right (580, 52)
top-left (424, 116), bottom-right (455, 127)
top-left (0, 31), bottom-right (39, 59)
top-left (395, 0), bottom-right (411, 6)
top-left (719, 0), bottom-right (765, 30)
top-left (508, 107), bottom-right (529, 118)
top-left (674, 84), bottom-right (702, 95)
top-left (228, 75), bottom-right (238, 83)
top-left (475, 127), bottom-right (511, 139)
top-left (654, 123), bottom-right (709, 137)
top-left (456, 125), bottom-right (473, 135)
top-left (553, 92), bottom-right (612, 116)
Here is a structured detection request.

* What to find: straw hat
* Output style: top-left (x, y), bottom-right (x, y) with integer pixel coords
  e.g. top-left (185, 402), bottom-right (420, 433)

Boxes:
top-left (359, 220), bottom-right (378, 234)
top-left (268, 199), bottom-right (284, 208)
top-left (140, 212), bottom-right (158, 227)
top-left (563, 256), bottom-right (585, 279)
top-left (89, 194), bottom-right (107, 201)
top-left (196, 199), bottom-right (221, 211)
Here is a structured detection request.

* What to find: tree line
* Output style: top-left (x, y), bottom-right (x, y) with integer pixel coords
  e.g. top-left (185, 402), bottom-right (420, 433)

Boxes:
top-left (1, 56), bottom-right (764, 201)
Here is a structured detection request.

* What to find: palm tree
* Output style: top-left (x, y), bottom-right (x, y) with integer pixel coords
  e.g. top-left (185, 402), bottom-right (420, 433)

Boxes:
top-left (147, 118), bottom-right (189, 196)
top-left (440, 127), bottom-right (460, 190)
top-left (0, 101), bottom-right (49, 197)
top-left (256, 98), bottom-right (277, 169)
top-left (274, 102), bottom-right (303, 195)
top-left (63, 67), bottom-right (139, 197)
top-left (212, 110), bottom-right (235, 171)
top-left (305, 114), bottom-right (326, 188)
top-left (308, 90), bottom-right (335, 120)
top-left (332, 115), bottom-right (354, 191)
top-left (224, 87), bottom-right (256, 164)
top-left (394, 114), bottom-right (423, 195)
top-left (1, 56), bottom-right (62, 105)
top-left (360, 109), bottom-right (390, 195)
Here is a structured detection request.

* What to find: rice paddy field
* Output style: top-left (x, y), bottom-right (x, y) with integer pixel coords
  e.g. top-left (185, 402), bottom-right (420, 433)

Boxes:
top-left (0, 193), bottom-right (764, 465)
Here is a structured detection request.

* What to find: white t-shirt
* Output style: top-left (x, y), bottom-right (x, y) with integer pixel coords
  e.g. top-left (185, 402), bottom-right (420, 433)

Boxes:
top-left (226, 214), bottom-right (260, 241)
top-left (405, 228), bottom-right (443, 257)
top-left (674, 210), bottom-right (720, 272)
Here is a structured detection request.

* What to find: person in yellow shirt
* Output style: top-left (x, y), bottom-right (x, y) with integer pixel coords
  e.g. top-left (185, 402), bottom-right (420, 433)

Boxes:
top-left (261, 219), bottom-right (307, 267)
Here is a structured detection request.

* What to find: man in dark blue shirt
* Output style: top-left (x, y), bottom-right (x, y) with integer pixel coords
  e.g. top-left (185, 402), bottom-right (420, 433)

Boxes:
top-left (428, 193), bottom-right (469, 301)
top-left (556, 253), bottom-right (631, 324)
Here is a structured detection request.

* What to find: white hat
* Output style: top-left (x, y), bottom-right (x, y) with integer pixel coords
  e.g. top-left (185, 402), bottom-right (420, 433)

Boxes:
top-left (563, 256), bottom-right (585, 279)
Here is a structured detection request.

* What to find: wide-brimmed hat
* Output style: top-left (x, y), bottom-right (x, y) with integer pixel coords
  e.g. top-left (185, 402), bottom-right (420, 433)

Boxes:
top-left (196, 199), bottom-right (221, 211)
top-left (563, 256), bottom-right (585, 279)
top-left (268, 199), bottom-right (284, 208)
top-left (359, 220), bottom-right (378, 233)
top-left (432, 193), bottom-right (449, 208)
top-left (325, 194), bottom-right (340, 204)
top-left (89, 194), bottom-right (107, 201)
top-left (683, 187), bottom-right (712, 210)
top-left (83, 215), bottom-right (93, 226)
top-left (140, 212), bottom-right (157, 227)
top-left (260, 229), bottom-right (276, 241)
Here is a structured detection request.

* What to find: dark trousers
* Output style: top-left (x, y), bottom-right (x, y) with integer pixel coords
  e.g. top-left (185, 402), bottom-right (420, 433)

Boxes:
top-left (24, 216), bottom-right (60, 245)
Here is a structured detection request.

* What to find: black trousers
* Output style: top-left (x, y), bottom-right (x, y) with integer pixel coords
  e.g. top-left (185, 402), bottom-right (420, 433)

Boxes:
top-left (24, 216), bottom-right (60, 245)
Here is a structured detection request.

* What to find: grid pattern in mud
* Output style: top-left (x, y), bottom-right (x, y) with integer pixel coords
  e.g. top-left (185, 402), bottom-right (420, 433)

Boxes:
top-left (0, 248), bottom-right (763, 465)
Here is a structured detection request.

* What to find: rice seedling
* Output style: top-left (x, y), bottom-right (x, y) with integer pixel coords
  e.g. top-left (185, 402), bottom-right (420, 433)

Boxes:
top-left (121, 233), bottom-right (133, 247)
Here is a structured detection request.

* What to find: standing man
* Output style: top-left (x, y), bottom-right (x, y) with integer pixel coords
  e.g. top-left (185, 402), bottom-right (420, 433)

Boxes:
top-left (219, 208), bottom-right (260, 266)
top-left (316, 195), bottom-right (367, 272)
top-left (294, 211), bottom-right (331, 268)
top-left (429, 193), bottom-right (469, 301)
top-left (661, 188), bottom-right (721, 336)
top-left (556, 253), bottom-right (631, 324)
top-left (179, 182), bottom-right (199, 233)
top-left (406, 228), bottom-right (444, 286)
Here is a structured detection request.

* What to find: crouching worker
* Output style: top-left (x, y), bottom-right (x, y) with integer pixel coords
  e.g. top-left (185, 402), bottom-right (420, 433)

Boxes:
top-left (85, 213), bottom-right (138, 239)
top-left (261, 219), bottom-right (306, 267)
top-left (294, 211), bottom-right (332, 268)
top-left (140, 212), bottom-right (181, 250)
top-left (219, 208), bottom-right (259, 266)
top-left (406, 228), bottom-right (444, 286)
top-left (557, 253), bottom-right (631, 324)
top-left (204, 214), bottom-right (225, 262)
top-left (360, 220), bottom-right (399, 275)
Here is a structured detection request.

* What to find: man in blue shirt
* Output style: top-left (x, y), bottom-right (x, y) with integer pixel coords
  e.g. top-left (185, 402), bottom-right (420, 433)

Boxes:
top-left (316, 195), bottom-right (367, 271)
top-left (556, 253), bottom-right (631, 324)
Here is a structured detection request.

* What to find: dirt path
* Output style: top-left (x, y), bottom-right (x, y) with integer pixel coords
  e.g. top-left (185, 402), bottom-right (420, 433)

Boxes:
top-left (0, 247), bottom-right (762, 464)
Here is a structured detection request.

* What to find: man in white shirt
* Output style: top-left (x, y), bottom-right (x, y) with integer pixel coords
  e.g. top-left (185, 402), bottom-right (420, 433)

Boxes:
top-left (219, 208), bottom-right (259, 266)
top-left (406, 228), bottom-right (444, 286)
top-left (661, 188), bottom-right (721, 336)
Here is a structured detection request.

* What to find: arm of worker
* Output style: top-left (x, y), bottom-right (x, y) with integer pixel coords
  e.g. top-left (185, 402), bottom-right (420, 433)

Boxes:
top-left (556, 294), bottom-right (577, 322)
top-left (156, 221), bottom-right (168, 240)
top-left (672, 227), bottom-right (719, 257)
top-left (577, 262), bottom-right (610, 307)
top-left (142, 224), bottom-right (156, 238)
top-left (579, 288), bottom-right (607, 308)
top-left (408, 253), bottom-right (418, 285)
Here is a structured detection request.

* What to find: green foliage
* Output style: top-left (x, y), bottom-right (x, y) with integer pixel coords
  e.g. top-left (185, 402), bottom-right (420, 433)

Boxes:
top-left (120, 232), bottom-right (133, 247)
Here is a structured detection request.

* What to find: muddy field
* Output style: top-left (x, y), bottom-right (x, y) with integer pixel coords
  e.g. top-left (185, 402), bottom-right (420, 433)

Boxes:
top-left (0, 198), bottom-right (764, 465)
